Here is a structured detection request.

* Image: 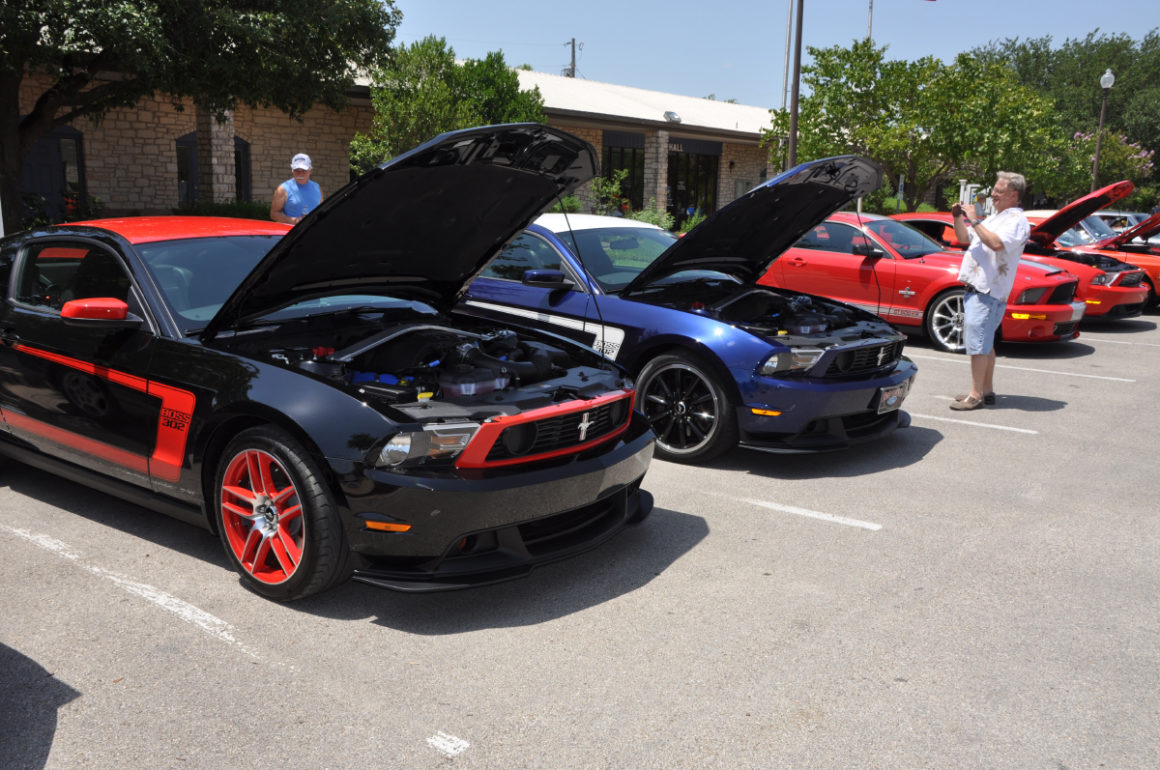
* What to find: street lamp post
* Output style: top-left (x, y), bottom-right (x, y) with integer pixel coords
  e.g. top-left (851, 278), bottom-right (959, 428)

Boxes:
top-left (1091, 68), bottom-right (1115, 192)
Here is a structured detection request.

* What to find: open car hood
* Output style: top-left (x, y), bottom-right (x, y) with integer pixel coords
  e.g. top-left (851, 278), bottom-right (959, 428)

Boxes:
top-left (1027, 180), bottom-right (1134, 249)
top-left (622, 155), bottom-right (882, 292)
top-left (1098, 209), bottom-right (1160, 249)
top-left (204, 124), bottom-right (596, 339)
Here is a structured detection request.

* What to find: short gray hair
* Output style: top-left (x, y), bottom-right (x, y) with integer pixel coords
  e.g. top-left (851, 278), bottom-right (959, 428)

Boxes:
top-left (996, 171), bottom-right (1026, 199)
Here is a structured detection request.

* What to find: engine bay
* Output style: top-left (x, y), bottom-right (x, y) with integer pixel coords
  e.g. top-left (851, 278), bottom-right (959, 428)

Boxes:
top-left (632, 281), bottom-right (895, 344)
top-left (226, 310), bottom-right (625, 422)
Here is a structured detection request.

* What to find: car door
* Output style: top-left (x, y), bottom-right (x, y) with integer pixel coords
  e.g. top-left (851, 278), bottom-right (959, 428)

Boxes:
top-left (774, 222), bottom-right (895, 316)
top-left (0, 236), bottom-right (164, 489)
top-left (463, 232), bottom-right (625, 357)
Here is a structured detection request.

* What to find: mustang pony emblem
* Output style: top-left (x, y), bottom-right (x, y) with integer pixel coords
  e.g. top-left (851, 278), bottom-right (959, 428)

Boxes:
top-left (577, 411), bottom-right (593, 441)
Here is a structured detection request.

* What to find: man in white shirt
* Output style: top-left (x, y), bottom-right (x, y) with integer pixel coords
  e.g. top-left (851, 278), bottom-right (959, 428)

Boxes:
top-left (949, 171), bottom-right (1030, 410)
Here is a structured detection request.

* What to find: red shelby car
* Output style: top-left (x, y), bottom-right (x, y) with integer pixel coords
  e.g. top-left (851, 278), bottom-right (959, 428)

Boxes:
top-left (1025, 187), bottom-right (1160, 306)
top-left (757, 212), bottom-right (1083, 353)
top-left (894, 185), bottom-right (1149, 320)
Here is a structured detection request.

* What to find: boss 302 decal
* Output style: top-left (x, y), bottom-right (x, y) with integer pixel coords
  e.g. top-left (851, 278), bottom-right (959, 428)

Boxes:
top-left (8, 344), bottom-right (195, 483)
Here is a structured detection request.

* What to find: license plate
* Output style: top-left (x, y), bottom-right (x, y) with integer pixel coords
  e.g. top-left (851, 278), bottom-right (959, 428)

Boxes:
top-left (877, 382), bottom-right (908, 414)
top-left (1069, 301), bottom-right (1085, 321)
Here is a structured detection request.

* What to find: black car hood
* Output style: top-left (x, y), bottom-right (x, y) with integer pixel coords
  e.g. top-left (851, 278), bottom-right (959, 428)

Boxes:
top-left (1028, 180), bottom-right (1134, 249)
top-left (1099, 210), bottom-right (1160, 249)
top-left (204, 124), bottom-right (596, 339)
top-left (622, 155), bottom-right (882, 292)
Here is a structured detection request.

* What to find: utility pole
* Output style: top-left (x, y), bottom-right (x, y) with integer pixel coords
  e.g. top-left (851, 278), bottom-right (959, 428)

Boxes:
top-left (564, 39), bottom-right (577, 77)
top-left (787, 0), bottom-right (804, 169)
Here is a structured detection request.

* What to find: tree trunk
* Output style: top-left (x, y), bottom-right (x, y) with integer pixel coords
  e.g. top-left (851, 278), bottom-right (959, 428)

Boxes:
top-left (0, 73), bottom-right (24, 235)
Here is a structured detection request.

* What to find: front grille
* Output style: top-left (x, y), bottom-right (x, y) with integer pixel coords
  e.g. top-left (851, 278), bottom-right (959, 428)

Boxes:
top-left (821, 340), bottom-right (904, 378)
top-left (1116, 271), bottom-right (1145, 287)
top-left (485, 395), bottom-right (631, 462)
top-left (1048, 281), bottom-right (1078, 304)
top-left (1053, 321), bottom-right (1079, 337)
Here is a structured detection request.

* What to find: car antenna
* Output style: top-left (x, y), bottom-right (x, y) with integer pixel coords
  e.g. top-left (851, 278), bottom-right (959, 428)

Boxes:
top-left (556, 197), bottom-right (614, 372)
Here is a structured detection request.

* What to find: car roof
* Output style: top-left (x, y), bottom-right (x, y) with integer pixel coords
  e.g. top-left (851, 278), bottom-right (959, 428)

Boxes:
top-left (534, 213), bottom-right (666, 232)
top-left (828, 211), bottom-right (887, 223)
top-left (63, 217), bottom-right (292, 244)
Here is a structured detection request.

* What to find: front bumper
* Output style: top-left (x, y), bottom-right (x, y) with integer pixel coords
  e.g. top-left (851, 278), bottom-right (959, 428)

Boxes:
top-left (337, 413), bottom-right (655, 591)
top-left (735, 359), bottom-right (917, 453)
top-left (1080, 284), bottom-right (1148, 318)
top-left (1001, 301), bottom-right (1085, 342)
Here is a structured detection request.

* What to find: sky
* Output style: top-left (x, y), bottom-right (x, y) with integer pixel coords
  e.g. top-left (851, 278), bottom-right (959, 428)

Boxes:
top-left (393, 0), bottom-right (1159, 109)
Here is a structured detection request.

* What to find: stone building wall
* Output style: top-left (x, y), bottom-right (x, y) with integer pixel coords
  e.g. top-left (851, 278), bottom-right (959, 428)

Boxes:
top-left (718, 142), bottom-right (772, 206)
top-left (19, 72), bottom-right (373, 216)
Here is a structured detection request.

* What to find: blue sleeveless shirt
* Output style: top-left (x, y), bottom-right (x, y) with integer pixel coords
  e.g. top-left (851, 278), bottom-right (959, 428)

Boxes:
top-left (280, 179), bottom-right (322, 218)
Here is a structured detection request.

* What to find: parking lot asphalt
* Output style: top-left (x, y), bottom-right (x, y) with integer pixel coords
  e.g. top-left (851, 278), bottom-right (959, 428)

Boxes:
top-left (2, 316), bottom-right (1159, 769)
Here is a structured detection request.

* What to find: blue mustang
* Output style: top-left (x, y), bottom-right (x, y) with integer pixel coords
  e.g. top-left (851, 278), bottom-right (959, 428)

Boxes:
top-left (462, 156), bottom-right (917, 463)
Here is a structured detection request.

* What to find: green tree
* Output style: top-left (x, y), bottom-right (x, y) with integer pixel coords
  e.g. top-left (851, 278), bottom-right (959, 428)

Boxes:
top-left (0, 0), bottom-right (401, 233)
top-left (762, 40), bottom-right (1061, 212)
top-left (350, 36), bottom-right (546, 172)
top-left (971, 30), bottom-right (1160, 203)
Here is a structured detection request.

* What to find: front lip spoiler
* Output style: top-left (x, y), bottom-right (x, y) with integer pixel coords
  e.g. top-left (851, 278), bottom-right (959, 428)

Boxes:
top-left (350, 489), bottom-right (654, 593)
top-left (738, 409), bottom-right (910, 455)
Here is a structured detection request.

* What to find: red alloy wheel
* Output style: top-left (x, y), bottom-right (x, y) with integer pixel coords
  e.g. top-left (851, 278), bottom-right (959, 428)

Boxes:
top-left (219, 448), bottom-right (305, 585)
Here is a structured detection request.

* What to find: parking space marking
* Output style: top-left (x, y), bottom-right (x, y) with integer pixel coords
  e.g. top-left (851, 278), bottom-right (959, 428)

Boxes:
top-left (906, 353), bottom-right (1135, 382)
top-left (740, 498), bottom-right (882, 531)
top-left (910, 412), bottom-right (1039, 434)
top-left (1083, 337), bottom-right (1160, 348)
top-left (427, 732), bottom-right (470, 757)
top-left (3, 524), bottom-right (266, 663)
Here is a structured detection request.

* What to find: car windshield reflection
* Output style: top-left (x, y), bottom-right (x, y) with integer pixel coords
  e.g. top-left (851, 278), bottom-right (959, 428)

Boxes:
top-left (552, 226), bottom-right (678, 292)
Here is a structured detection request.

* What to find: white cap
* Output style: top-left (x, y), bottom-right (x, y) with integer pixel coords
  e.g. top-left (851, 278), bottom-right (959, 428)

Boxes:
top-left (291, 153), bottom-right (312, 171)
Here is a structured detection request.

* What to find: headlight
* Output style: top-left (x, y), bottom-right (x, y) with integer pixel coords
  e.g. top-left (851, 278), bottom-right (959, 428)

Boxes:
top-left (1015, 287), bottom-right (1047, 305)
top-left (759, 347), bottom-right (824, 376)
top-left (377, 422), bottom-right (479, 467)
top-left (1090, 272), bottom-right (1112, 285)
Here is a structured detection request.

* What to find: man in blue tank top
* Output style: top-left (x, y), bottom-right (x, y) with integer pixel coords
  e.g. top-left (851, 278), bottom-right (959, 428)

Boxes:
top-left (270, 152), bottom-right (322, 224)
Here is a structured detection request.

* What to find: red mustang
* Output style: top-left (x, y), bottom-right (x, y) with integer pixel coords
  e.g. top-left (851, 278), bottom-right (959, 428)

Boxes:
top-left (1024, 188), bottom-right (1160, 307)
top-left (757, 212), bottom-right (1083, 353)
top-left (894, 182), bottom-right (1148, 320)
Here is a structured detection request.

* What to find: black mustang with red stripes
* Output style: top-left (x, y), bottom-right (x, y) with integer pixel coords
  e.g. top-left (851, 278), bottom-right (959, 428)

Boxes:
top-left (0, 124), bottom-right (655, 600)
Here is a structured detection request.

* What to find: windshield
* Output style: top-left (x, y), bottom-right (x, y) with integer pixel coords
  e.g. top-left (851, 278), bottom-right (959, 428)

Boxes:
top-left (137, 235), bottom-right (279, 334)
top-left (137, 235), bottom-right (435, 335)
top-left (1057, 225), bottom-right (1096, 247)
top-left (862, 218), bottom-right (946, 258)
top-left (552, 226), bottom-right (679, 292)
top-left (1081, 214), bottom-right (1118, 239)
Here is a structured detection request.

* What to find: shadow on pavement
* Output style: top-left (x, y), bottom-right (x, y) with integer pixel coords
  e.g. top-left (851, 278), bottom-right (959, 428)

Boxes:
top-left (296, 506), bottom-right (708, 633)
top-left (3, 464), bottom-right (707, 630)
top-left (706, 419), bottom-right (943, 480)
top-left (0, 643), bottom-right (80, 770)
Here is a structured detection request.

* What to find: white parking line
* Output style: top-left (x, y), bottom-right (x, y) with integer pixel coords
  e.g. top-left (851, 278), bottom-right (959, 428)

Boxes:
top-left (3, 524), bottom-right (266, 662)
top-left (427, 732), bottom-right (470, 757)
top-left (906, 353), bottom-right (1135, 382)
top-left (1084, 337), bottom-right (1160, 348)
top-left (911, 412), bottom-right (1039, 434)
top-left (740, 498), bottom-right (882, 531)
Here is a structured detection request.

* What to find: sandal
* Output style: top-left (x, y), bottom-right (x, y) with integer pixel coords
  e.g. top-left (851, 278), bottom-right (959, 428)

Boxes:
top-left (950, 395), bottom-right (985, 411)
top-left (955, 392), bottom-right (996, 405)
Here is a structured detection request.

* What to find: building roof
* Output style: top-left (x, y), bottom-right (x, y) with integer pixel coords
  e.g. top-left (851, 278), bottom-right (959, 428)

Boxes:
top-left (516, 70), bottom-right (772, 143)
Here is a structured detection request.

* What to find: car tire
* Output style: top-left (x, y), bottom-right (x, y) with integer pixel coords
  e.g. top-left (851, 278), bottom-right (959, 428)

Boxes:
top-left (925, 288), bottom-right (967, 354)
top-left (1144, 277), bottom-right (1157, 308)
top-left (635, 352), bottom-right (737, 464)
top-left (215, 426), bottom-right (351, 601)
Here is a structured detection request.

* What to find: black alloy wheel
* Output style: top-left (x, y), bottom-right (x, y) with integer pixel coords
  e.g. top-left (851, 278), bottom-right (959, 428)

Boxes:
top-left (635, 353), bottom-right (737, 463)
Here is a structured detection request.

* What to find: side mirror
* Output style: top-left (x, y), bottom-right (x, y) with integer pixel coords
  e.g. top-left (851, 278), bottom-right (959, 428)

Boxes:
top-left (852, 243), bottom-right (886, 259)
top-left (61, 297), bottom-right (142, 328)
top-left (522, 269), bottom-right (574, 290)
